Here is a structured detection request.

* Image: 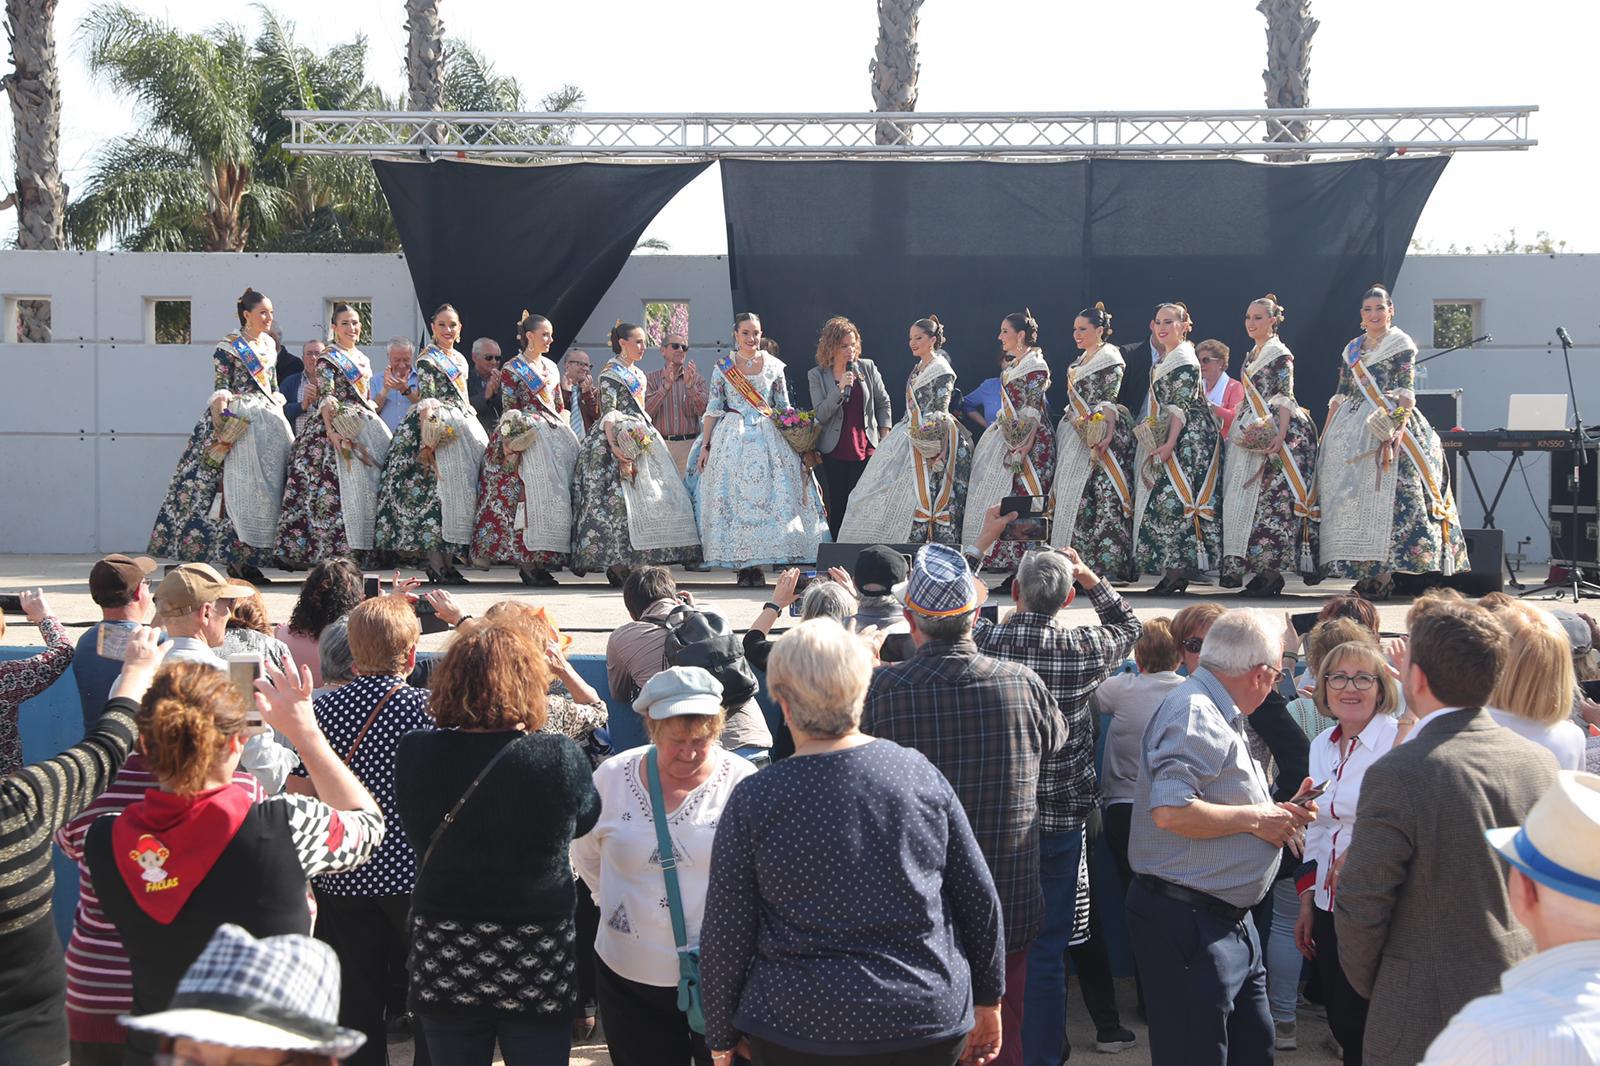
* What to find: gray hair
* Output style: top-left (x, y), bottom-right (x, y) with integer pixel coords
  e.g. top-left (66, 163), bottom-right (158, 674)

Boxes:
top-left (1197, 609), bottom-right (1281, 676)
top-left (909, 609), bottom-right (975, 641)
top-left (317, 616), bottom-right (355, 685)
top-left (470, 336), bottom-right (500, 356)
top-left (1015, 550), bottom-right (1074, 614)
top-left (767, 618), bottom-right (872, 739)
top-left (800, 581), bottom-right (858, 623)
top-left (386, 336), bottom-right (415, 356)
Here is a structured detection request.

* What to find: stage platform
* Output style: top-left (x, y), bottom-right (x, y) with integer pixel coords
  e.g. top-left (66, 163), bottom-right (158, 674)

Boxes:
top-left (0, 555), bottom-right (1426, 657)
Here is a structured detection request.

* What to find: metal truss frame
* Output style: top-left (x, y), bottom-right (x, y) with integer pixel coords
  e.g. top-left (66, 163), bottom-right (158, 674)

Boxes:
top-left (284, 107), bottom-right (1535, 163)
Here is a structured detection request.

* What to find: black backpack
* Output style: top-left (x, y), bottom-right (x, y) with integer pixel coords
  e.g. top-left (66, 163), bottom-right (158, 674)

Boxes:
top-left (650, 604), bottom-right (759, 709)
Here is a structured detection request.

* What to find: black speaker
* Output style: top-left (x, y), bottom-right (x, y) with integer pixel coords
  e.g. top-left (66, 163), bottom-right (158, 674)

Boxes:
top-left (1447, 527), bottom-right (1504, 596)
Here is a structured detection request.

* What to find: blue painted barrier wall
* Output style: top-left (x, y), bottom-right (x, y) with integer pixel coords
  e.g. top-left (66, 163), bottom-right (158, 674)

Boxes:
top-left (10, 646), bottom-right (1135, 976)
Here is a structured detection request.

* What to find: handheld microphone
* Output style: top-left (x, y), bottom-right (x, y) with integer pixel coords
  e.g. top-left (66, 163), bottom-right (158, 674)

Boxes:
top-left (842, 359), bottom-right (860, 400)
top-left (1557, 326), bottom-right (1573, 347)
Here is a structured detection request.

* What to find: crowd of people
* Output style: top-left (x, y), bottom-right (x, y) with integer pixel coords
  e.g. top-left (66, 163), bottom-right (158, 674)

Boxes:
top-left (146, 281), bottom-right (1469, 607)
top-left (4, 509), bottom-right (1600, 1063)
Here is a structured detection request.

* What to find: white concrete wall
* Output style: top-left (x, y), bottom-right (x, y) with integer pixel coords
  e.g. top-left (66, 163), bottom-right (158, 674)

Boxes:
top-left (2, 248), bottom-right (1593, 560)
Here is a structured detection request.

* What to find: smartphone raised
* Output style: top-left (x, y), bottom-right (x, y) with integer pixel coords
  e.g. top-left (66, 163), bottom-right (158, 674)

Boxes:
top-left (998, 496), bottom-right (1050, 542)
top-left (1581, 679), bottom-right (1600, 703)
top-left (1291, 611), bottom-right (1321, 638)
top-left (96, 623), bottom-right (134, 662)
top-left (227, 653), bottom-right (268, 735)
top-left (0, 594), bottom-right (21, 614)
top-left (363, 575), bottom-right (381, 599)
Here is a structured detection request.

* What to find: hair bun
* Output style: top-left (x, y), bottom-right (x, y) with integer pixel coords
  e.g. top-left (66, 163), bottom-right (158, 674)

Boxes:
top-left (1264, 293), bottom-right (1278, 303)
top-left (928, 313), bottom-right (941, 324)
top-left (1093, 300), bottom-right (1106, 312)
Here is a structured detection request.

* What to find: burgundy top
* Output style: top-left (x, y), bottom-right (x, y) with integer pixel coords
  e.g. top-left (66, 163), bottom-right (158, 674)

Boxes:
top-left (827, 382), bottom-right (873, 462)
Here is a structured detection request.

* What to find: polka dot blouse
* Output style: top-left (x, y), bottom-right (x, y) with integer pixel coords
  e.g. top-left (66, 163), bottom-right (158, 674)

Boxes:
top-left (699, 738), bottom-right (1005, 1055)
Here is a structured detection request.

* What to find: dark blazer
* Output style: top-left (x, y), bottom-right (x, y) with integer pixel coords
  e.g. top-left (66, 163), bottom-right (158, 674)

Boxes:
top-left (808, 359), bottom-right (893, 453)
top-left (1118, 338), bottom-right (1160, 413)
top-left (1333, 708), bottom-right (1559, 1066)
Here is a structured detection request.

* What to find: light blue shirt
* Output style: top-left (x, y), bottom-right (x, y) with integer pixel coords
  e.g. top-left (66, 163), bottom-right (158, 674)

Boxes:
top-left (158, 637), bottom-right (298, 794)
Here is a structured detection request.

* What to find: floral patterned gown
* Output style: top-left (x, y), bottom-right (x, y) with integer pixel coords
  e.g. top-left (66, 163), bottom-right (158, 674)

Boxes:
top-left (961, 350), bottom-right (1055, 572)
top-left (373, 347), bottom-right (485, 556)
top-left (571, 362), bottom-right (701, 572)
top-left (1133, 343), bottom-right (1223, 575)
top-left (275, 347), bottom-right (391, 564)
top-left (691, 356), bottom-right (829, 569)
top-left (837, 352), bottom-right (974, 547)
top-left (469, 355), bottom-right (575, 570)
top-left (149, 334), bottom-right (290, 568)
top-left (1218, 337), bottom-right (1321, 584)
top-left (1316, 328), bottom-right (1468, 579)
top-left (1049, 345), bottom-right (1136, 581)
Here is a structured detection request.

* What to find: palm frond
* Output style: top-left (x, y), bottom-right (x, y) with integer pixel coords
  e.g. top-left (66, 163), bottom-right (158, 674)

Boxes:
top-left (65, 135), bottom-right (208, 248)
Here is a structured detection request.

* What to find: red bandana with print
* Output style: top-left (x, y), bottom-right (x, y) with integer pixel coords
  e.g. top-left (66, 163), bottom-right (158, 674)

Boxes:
top-left (112, 785), bottom-right (254, 924)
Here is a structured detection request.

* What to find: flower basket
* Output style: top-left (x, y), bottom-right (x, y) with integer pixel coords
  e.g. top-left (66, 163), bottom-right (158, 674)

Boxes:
top-left (1365, 405), bottom-right (1409, 444)
top-left (419, 414), bottom-right (456, 474)
top-left (204, 408), bottom-right (248, 467)
top-left (910, 413), bottom-right (953, 472)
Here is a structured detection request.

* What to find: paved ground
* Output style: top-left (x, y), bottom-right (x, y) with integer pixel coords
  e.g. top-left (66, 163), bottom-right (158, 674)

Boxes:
top-left (0, 554), bottom-right (1439, 656)
top-left (379, 981), bottom-right (1349, 1064)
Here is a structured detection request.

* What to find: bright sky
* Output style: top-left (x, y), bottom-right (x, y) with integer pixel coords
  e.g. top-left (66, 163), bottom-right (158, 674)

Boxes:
top-left (10, 0), bottom-right (1597, 253)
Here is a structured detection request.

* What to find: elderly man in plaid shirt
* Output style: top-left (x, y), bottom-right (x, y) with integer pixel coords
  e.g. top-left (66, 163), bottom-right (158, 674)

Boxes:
top-left (975, 546), bottom-right (1141, 1066)
top-left (863, 542), bottom-right (1068, 1066)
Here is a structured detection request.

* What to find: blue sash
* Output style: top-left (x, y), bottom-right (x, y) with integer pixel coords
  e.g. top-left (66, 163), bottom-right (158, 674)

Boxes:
top-left (227, 335), bottom-right (274, 396)
top-left (420, 345), bottom-right (468, 401)
top-left (320, 346), bottom-right (370, 403)
top-left (505, 356), bottom-right (553, 399)
top-left (605, 360), bottom-right (647, 403)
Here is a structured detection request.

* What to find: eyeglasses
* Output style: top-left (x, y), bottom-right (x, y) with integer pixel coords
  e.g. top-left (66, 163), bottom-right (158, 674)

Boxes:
top-left (665, 342), bottom-right (688, 351)
top-left (1180, 637), bottom-right (1205, 654)
top-left (1255, 664), bottom-right (1286, 684)
top-left (1324, 671), bottom-right (1379, 691)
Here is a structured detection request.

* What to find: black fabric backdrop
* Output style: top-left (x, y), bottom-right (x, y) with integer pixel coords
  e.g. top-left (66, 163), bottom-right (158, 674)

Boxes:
top-left (375, 159), bottom-right (711, 358)
top-left (720, 157), bottom-right (1448, 415)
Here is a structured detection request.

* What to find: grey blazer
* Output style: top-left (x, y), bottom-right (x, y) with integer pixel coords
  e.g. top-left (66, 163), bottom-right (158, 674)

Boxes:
top-left (1333, 708), bottom-right (1560, 1066)
top-left (808, 359), bottom-right (894, 454)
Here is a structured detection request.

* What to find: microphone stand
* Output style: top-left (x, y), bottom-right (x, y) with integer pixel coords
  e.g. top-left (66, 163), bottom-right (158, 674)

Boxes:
top-left (1521, 328), bottom-right (1600, 601)
top-left (1415, 333), bottom-right (1492, 366)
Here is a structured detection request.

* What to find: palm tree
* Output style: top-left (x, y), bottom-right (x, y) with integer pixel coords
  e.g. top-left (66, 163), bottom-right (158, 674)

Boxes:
top-left (1258, 0), bottom-right (1318, 148)
top-left (870, 0), bottom-right (924, 146)
top-left (3, 0), bottom-right (66, 340)
top-left (68, 4), bottom-right (283, 251)
top-left (404, 0), bottom-right (443, 113)
top-left (440, 38), bottom-right (583, 146)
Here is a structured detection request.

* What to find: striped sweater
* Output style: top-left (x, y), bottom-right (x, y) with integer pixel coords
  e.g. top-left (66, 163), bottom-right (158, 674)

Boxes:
top-left (55, 755), bottom-right (265, 1043)
top-left (0, 700), bottom-right (136, 1058)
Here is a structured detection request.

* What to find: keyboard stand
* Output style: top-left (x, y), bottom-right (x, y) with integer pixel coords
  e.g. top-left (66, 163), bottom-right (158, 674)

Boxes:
top-left (1455, 449), bottom-right (1528, 589)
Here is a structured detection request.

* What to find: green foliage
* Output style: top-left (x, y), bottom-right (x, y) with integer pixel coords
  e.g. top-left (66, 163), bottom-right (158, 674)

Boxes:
top-left (1432, 302), bottom-right (1476, 350)
top-left (66, 4), bottom-right (582, 252)
top-left (1409, 228), bottom-right (1569, 255)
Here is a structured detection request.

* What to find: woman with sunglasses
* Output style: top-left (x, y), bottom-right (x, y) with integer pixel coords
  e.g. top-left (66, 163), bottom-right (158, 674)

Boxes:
top-left (1294, 640), bottom-right (1401, 1065)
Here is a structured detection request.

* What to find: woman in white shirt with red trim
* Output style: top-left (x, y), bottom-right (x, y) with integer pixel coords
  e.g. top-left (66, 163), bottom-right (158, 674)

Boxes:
top-left (1293, 640), bottom-right (1401, 1066)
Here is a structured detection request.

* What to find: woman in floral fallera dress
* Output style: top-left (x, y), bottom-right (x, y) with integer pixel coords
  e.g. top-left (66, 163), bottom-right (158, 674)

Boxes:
top-left (692, 312), bottom-right (830, 586)
top-left (1048, 303), bottom-right (1136, 581)
top-left (373, 304), bottom-right (489, 584)
top-left (961, 310), bottom-right (1055, 574)
top-left (1133, 303), bottom-right (1222, 594)
top-left (470, 311), bottom-right (579, 587)
top-left (149, 288), bottom-right (293, 583)
top-left (1218, 295), bottom-right (1321, 596)
top-left (571, 322), bottom-right (701, 584)
top-left (837, 315), bottom-right (974, 547)
top-left (274, 303), bottom-right (392, 567)
top-left (1317, 284), bottom-right (1467, 600)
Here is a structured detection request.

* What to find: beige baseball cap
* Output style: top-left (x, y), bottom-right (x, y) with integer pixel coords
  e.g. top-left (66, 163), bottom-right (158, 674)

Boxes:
top-left (153, 564), bottom-right (255, 619)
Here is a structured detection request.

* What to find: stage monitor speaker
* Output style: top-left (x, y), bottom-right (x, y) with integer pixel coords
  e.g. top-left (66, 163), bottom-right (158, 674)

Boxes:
top-left (1447, 527), bottom-right (1505, 596)
top-left (816, 542), bottom-right (924, 575)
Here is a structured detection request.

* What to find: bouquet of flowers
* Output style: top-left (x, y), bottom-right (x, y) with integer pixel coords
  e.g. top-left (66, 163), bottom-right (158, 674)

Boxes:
top-left (774, 407), bottom-right (823, 468)
top-left (1231, 415), bottom-right (1280, 455)
top-left (330, 403), bottom-right (380, 468)
top-left (1364, 404), bottom-right (1410, 444)
top-left (909, 413), bottom-right (954, 473)
top-left (1134, 410), bottom-right (1171, 456)
top-left (614, 417), bottom-right (653, 481)
top-left (999, 413), bottom-right (1038, 472)
top-left (419, 412), bottom-right (456, 473)
top-left (204, 406), bottom-right (248, 468)
top-left (1072, 409), bottom-right (1111, 448)
top-left (497, 409), bottom-right (540, 468)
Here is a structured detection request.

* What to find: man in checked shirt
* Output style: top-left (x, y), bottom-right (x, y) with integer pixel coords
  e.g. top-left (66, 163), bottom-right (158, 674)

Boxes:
top-left (862, 542), bottom-right (1067, 1066)
top-left (973, 546), bottom-right (1142, 1066)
